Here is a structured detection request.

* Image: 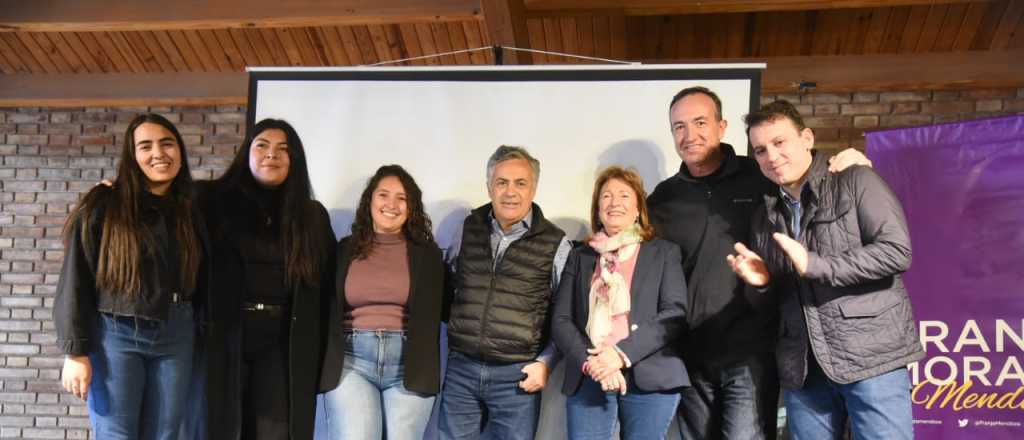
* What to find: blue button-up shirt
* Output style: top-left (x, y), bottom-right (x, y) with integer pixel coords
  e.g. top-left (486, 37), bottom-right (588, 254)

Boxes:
top-left (780, 186), bottom-right (806, 239)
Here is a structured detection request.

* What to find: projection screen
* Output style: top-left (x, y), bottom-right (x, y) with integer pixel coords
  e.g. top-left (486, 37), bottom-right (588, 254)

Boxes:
top-left (248, 64), bottom-right (763, 248)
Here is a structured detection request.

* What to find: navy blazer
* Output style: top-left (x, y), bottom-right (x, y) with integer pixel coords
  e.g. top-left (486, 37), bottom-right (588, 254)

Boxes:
top-left (552, 237), bottom-right (690, 395)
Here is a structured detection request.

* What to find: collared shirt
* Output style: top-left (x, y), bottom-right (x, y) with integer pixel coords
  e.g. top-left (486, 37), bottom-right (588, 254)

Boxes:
top-left (447, 208), bottom-right (572, 366)
top-left (487, 210), bottom-right (571, 290)
top-left (780, 186), bottom-right (806, 239)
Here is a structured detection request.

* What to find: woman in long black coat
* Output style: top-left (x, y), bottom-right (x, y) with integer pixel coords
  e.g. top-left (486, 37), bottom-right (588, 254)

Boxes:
top-left (197, 118), bottom-right (335, 440)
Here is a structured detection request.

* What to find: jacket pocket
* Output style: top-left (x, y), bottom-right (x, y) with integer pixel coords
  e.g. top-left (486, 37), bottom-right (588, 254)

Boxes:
top-left (838, 291), bottom-right (900, 318)
top-left (808, 199), bottom-right (854, 252)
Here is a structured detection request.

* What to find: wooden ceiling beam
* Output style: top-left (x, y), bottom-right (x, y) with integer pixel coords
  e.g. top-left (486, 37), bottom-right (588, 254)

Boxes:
top-left (653, 49), bottom-right (1023, 93)
top-left (0, 0), bottom-right (481, 32)
top-left (523, 0), bottom-right (991, 16)
top-left (0, 72), bottom-right (247, 107)
top-left (1, 49), bottom-right (1019, 106)
top-left (481, 0), bottom-right (532, 64)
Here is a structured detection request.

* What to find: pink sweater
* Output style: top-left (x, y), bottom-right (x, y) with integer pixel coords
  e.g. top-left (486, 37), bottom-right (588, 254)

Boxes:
top-left (343, 233), bottom-right (409, 330)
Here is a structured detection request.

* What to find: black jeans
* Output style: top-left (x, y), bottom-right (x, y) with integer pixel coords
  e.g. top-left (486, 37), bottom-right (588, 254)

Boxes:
top-left (677, 354), bottom-right (780, 440)
top-left (241, 309), bottom-right (290, 440)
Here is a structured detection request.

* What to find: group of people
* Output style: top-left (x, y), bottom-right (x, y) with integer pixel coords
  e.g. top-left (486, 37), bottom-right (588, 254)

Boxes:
top-left (54, 85), bottom-right (923, 440)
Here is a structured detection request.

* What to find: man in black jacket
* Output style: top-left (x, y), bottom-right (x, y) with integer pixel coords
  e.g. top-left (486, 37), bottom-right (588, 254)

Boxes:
top-left (648, 86), bottom-right (781, 440)
top-left (729, 100), bottom-right (922, 440)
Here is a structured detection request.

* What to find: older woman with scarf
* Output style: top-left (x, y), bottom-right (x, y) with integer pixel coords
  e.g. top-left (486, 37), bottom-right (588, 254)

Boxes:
top-left (551, 166), bottom-right (689, 440)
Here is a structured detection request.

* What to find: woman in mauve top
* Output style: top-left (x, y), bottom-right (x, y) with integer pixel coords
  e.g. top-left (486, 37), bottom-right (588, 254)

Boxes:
top-left (319, 164), bottom-right (446, 440)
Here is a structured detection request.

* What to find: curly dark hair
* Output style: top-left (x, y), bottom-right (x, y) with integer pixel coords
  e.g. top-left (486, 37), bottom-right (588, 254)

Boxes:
top-left (350, 164), bottom-right (434, 259)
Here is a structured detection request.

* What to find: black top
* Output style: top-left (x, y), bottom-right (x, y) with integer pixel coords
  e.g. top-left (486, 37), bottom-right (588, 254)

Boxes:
top-left (235, 187), bottom-right (288, 306)
top-left (53, 187), bottom-right (206, 356)
top-left (143, 191), bottom-right (184, 301)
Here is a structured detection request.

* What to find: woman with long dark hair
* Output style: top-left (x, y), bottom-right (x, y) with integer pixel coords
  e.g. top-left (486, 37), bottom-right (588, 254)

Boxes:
top-left (319, 165), bottom-right (444, 439)
top-left (199, 118), bottom-right (336, 440)
top-left (54, 113), bottom-right (207, 440)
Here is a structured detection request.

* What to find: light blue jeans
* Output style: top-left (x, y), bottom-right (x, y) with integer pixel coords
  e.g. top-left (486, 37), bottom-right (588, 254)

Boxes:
top-left (322, 329), bottom-right (436, 440)
top-left (784, 358), bottom-right (913, 440)
top-left (87, 304), bottom-right (195, 440)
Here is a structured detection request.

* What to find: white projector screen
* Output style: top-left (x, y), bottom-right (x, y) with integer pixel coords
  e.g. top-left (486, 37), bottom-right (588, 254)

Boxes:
top-left (249, 64), bottom-right (762, 249)
top-left (248, 64), bottom-right (763, 440)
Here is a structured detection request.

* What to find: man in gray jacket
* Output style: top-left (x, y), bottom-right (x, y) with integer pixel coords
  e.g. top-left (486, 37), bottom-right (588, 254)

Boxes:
top-left (728, 100), bottom-right (923, 439)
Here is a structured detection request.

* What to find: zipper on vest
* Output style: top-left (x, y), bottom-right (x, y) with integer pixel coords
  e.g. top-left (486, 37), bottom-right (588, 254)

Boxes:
top-left (478, 272), bottom-right (497, 361)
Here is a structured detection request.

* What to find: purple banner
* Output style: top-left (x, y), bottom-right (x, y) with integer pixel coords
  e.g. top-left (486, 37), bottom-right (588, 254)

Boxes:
top-left (866, 115), bottom-right (1024, 439)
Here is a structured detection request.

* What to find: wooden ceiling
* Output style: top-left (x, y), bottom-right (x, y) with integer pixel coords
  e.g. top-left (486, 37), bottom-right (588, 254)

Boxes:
top-left (0, 0), bottom-right (1021, 106)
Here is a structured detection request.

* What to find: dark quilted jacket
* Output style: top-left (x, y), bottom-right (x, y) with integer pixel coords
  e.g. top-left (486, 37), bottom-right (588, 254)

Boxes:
top-left (750, 152), bottom-right (923, 389)
top-left (448, 204), bottom-right (565, 363)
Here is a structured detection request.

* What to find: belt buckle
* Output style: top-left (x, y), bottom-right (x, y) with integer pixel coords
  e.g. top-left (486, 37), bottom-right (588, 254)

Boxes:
top-left (255, 303), bottom-right (265, 311)
top-left (171, 292), bottom-right (181, 303)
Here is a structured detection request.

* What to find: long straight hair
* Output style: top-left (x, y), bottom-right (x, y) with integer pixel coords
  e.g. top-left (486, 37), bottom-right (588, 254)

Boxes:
top-left (64, 113), bottom-right (201, 296)
top-left (217, 118), bottom-right (326, 287)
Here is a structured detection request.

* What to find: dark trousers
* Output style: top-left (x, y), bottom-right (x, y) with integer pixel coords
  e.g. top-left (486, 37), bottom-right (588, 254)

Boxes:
top-left (677, 354), bottom-right (779, 440)
top-left (241, 310), bottom-right (290, 440)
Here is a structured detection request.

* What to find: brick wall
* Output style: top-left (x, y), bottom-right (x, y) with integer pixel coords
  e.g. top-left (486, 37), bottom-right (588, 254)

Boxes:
top-left (762, 88), bottom-right (1024, 151)
top-left (1, 88), bottom-right (1023, 439)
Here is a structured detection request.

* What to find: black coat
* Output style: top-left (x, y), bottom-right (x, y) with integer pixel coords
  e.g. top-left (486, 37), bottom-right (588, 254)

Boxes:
top-left (552, 238), bottom-right (690, 394)
top-left (647, 143), bottom-right (778, 371)
top-left (319, 235), bottom-right (445, 394)
top-left (53, 187), bottom-right (212, 356)
top-left (751, 153), bottom-right (922, 388)
top-left (198, 182), bottom-right (336, 440)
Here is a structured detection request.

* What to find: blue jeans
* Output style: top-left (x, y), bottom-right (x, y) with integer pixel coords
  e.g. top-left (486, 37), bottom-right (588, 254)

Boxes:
top-left (322, 330), bottom-right (435, 440)
top-left (87, 304), bottom-right (195, 440)
top-left (566, 375), bottom-right (680, 440)
top-left (439, 351), bottom-right (540, 440)
top-left (677, 354), bottom-right (778, 440)
top-left (784, 359), bottom-right (913, 440)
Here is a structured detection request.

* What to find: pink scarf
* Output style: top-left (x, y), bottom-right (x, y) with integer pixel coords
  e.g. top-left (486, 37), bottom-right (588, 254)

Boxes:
top-left (586, 223), bottom-right (642, 349)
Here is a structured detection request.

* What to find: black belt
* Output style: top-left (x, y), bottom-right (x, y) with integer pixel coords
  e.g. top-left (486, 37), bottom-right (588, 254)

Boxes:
top-left (242, 302), bottom-right (287, 314)
top-left (171, 292), bottom-right (190, 304)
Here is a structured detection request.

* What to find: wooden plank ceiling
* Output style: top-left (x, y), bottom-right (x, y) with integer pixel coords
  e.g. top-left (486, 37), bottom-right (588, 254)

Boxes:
top-left (1, 1), bottom-right (1020, 73)
top-left (0, 0), bottom-right (1021, 106)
